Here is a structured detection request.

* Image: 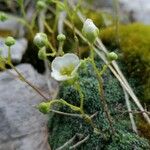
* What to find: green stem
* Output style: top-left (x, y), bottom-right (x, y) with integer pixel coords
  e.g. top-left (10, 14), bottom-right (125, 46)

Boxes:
top-left (8, 46), bottom-right (11, 64)
top-left (47, 41), bottom-right (56, 54)
top-left (50, 109), bottom-right (82, 118)
top-left (99, 63), bottom-right (110, 76)
top-left (89, 44), bottom-right (115, 134)
top-left (64, 0), bottom-right (79, 54)
top-left (52, 3), bottom-right (60, 47)
top-left (19, 0), bottom-right (26, 19)
top-left (17, 0), bottom-right (34, 37)
top-left (74, 81), bottom-right (84, 113)
top-left (44, 21), bottom-right (53, 34)
top-left (46, 52), bottom-right (56, 57)
top-left (49, 99), bottom-right (81, 112)
top-left (5, 60), bottom-right (48, 101)
top-left (57, 41), bottom-right (64, 56)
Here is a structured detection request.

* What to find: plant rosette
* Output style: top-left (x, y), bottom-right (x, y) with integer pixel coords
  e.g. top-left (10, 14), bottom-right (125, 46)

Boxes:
top-left (51, 53), bottom-right (80, 81)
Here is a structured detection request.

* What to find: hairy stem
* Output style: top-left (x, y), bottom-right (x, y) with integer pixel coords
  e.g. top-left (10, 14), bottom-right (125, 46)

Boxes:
top-left (7, 46), bottom-right (11, 64)
top-left (89, 44), bottom-right (115, 134)
top-left (7, 61), bottom-right (48, 101)
top-left (74, 80), bottom-right (84, 113)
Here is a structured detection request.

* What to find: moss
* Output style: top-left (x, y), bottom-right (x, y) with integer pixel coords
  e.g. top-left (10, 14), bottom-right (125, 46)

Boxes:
top-left (138, 119), bottom-right (150, 141)
top-left (48, 60), bottom-right (150, 150)
top-left (100, 23), bottom-right (150, 102)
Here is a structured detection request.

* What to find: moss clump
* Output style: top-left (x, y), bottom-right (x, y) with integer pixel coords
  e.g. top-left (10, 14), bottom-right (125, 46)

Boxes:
top-left (100, 23), bottom-right (150, 102)
top-left (48, 60), bottom-right (150, 150)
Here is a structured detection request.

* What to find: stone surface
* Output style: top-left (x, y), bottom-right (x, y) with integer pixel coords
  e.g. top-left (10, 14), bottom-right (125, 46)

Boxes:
top-left (0, 17), bottom-right (24, 36)
top-left (93, 0), bottom-right (112, 8)
top-left (0, 64), bottom-right (57, 150)
top-left (119, 0), bottom-right (150, 24)
top-left (87, 0), bottom-right (150, 24)
top-left (0, 38), bottom-right (28, 63)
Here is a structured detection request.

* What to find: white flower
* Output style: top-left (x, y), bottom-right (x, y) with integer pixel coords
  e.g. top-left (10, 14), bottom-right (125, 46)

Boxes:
top-left (82, 19), bottom-right (99, 43)
top-left (51, 53), bottom-right (80, 81)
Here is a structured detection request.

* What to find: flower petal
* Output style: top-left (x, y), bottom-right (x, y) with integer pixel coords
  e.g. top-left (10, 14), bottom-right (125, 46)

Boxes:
top-left (51, 53), bottom-right (80, 72)
top-left (51, 53), bottom-right (80, 81)
top-left (51, 70), bottom-right (73, 81)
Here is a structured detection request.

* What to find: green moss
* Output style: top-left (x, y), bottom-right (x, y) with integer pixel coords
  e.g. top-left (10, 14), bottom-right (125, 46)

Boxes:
top-left (100, 23), bottom-right (150, 102)
top-left (48, 60), bottom-right (150, 150)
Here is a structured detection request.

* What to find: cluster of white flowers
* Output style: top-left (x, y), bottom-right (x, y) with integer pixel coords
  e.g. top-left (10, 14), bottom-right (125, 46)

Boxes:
top-left (49, 19), bottom-right (117, 82)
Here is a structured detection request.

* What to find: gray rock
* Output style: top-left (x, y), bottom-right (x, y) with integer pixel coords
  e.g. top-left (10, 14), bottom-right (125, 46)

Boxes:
top-left (85, 0), bottom-right (150, 24)
top-left (0, 38), bottom-right (28, 63)
top-left (93, 0), bottom-right (113, 8)
top-left (119, 0), bottom-right (150, 24)
top-left (0, 17), bottom-right (24, 37)
top-left (0, 64), bottom-right (55, 150)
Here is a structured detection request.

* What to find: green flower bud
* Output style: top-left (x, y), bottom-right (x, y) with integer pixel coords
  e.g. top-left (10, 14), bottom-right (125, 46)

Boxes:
top-left (33, 33), bottom-right (48, 48)
top-left (0, 12), bottom-right (8, 22)
top-left (38, 48), bottom-right (47, 60)
top-left (5, 36), bottom-right (16, 47)
top-left (37, 102), bottom-right (50, 114)
top-left (36, 1), bottom-right (46, 10)
top-left (107, 52), bottom-right (118, 61)
top-left (57, 34), bottom-right (66, 42)
top-left (82, 19), bottom-right (99, 43)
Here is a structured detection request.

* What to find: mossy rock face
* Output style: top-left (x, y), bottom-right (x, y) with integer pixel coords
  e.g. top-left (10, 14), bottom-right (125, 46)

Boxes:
top-left (100, 23), bottom-right (150, 102)
top-left (48, 60), bottom-right (150, 150)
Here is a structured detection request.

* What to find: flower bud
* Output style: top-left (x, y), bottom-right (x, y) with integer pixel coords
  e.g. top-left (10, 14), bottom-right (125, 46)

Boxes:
top-left (33, 33), bottom-right (48, 48)
top-left (57, 34), bottom-right (66, 42)
top-left (36, 1), bottom-right (46, 10)
top-left (37, 102), bottom-right (50, 114)
top-left (38, 48), bottom-right (47, 60)
top-left (5, 36), bottom-right (16, 47)
top-left (82, 19), bottom-right (99, 43)
top-left (0, 12), bottom-right (8, 22)
top-left (107, 52), bottom-right (118, 61)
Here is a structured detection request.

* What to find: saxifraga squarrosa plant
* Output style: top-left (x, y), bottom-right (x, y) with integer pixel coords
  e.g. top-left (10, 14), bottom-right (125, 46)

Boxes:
top-left (48, 59), bottom-right (150, 150)
top-left (34, 19), bottom-right (150, 149)
top-left (1, 4), bottom-right (149, 147)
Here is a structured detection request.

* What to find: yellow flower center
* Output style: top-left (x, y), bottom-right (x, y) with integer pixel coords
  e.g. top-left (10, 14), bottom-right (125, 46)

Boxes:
top-left (60, 64), bottom-right (75, 76)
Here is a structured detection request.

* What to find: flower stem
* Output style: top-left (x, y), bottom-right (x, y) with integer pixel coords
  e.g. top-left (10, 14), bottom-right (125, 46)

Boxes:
top-left (7, 46), bottom-right (11, 64)
top-left (74, 80), bottom-right (84, 113)
top-left (47, 41), bottom-right (56, 54)
top-left (49, 99), bottom-right (81, 112)
top-left (89, 44), bottom-right (115, 134)
top-left (57, 41), bottom-right (64, 56)
top-left (4, 59), bottom-right (48, 101)
top-left (50, 109), bottom-right (82, 118)
top-left (44, 21), bottom-right (53, 34)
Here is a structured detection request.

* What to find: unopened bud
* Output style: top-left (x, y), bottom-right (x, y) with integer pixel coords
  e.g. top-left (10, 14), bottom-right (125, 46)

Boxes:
top-left (34, 33), bottom-right (48, 48)
top-left (36, 1), bottom-right (46, 10)
top-left (57, 34), bottom-right (66, 42)
top-left (38, 48), bottom-right (47, 60)
top-left (5, 36), bottom-right (16, 47)
top-left (37, 102), bottom-right (50, 114)
top-left (0, 12), bottom-right (8, 22)
top-left (107, 52), bottom-right (118, 61)
top-left (82, 19), bottom-right (99, 43)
